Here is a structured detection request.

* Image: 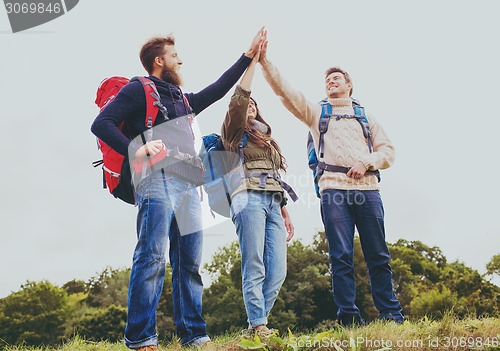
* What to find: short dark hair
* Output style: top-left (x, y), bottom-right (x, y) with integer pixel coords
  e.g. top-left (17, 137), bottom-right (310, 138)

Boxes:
top-left (325, 66), bottom-right (353, 96)
top-left (139, 34), bottom-right (175, 74)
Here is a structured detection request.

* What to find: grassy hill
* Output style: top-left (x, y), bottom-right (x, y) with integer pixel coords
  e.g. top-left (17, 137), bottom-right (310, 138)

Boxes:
top-left (3, 316), bottom-right (499, 351)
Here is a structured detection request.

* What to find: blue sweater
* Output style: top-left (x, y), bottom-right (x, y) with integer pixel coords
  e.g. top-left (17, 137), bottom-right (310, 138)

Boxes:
top-left (91, 53), bottom-right (252, 157)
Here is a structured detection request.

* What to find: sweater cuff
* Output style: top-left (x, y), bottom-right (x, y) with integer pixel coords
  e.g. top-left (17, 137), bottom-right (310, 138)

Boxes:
top-left (360, 156), bottom-right (372, 171)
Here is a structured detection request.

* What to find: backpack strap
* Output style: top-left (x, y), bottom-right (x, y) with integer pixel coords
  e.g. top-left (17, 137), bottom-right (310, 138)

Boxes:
top-left (237, 132), bottom-right (248, 160)
top-left (240, 132), bottom-right (298, 202)
top-left (130, 77), bottom-right (165, 178)
top-left (316, 162), bottom-right (381, 182)
top-left (181, 93), bottom-right (197, 126)
top-left (182, 94), bottom-right (193, 114)
top-left (244, 172), bottom-right (299, 202)
top-left (131, 77), bottom-right (165, 127)
top-left (353, 105), bottom-right (373, 153)
top-left (318, 101), bottom-right (332, 159)
top-left (313, 100), bottom-right (332, 182)
top-left (313, 98), bottom-right (380, 184)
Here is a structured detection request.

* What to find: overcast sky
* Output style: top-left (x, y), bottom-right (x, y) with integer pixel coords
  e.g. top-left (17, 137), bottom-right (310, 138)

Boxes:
top-left (1, 1), bottom-right (499, 298)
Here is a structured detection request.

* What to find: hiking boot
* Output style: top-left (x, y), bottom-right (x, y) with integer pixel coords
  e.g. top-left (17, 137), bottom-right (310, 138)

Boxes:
top-left (195, 340), bottom-right (216, 350)
top-left (136, 346), bottom-right (158, 351)
top-left (379, 312), bottom-right (404, 324)
top-left (183, 337), bottom-right (212, 349)
top-left (241, 326), bottom-right (278, 339)
top-left (255, 327), bottom-right (278, 338)
top-left (338, 314), bottom-right (366, 327)
top-left (240, 328), bottom-right (254, 337)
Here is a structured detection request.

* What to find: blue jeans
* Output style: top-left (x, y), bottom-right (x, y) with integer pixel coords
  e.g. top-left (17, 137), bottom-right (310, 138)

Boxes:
top-left (231, 191), bottom-right (287, 328)
top-left (124, 171), bottom-right (210, 348)
top-left (321, 189), bottom-right (403, 322)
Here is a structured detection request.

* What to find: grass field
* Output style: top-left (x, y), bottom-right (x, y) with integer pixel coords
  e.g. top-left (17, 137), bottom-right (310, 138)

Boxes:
top-left (2, 316), bottom-right (499, 351)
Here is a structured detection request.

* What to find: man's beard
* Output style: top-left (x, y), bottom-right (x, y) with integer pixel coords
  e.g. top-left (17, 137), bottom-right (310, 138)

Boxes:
top-left (160, 66), bottom-right (183, 86)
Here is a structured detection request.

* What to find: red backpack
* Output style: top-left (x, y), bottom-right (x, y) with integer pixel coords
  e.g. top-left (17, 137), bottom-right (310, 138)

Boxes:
top-left (92, 76), bottom-right (163, 204)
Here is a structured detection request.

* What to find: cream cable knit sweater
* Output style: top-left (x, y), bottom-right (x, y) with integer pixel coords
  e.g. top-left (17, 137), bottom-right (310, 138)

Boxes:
top-left (261, 59), bottom-right (395, 191)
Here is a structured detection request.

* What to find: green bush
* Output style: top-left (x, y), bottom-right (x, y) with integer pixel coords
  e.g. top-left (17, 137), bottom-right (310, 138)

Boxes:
top-left (0, 281), bottom-right (69, 346)
top-left (75, 305), bottom-right (127, 342)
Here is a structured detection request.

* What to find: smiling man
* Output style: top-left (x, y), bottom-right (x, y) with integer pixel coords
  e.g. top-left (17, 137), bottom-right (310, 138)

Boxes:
top-left (91, 29), bottom-right (265, 350)
top-left (258, 37), bottom-right (404, 326)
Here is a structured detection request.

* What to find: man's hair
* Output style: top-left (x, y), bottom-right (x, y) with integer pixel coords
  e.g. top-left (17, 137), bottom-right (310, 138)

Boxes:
top-left (140, 34), bottom-right (176, 74)
top-left (325, 66), bottom-right (353, 96)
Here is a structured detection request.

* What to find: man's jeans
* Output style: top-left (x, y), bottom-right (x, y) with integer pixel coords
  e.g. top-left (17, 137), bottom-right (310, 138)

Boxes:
top-left (124, 171), bottom-right (210, 348)
top-left (321, 189), bottom-right (403, 321)
top-left (231, 191), bottom-right (287, 328)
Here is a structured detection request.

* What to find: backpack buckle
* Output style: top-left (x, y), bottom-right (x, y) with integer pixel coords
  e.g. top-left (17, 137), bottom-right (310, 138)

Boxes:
top-left (319, 118), bottom-right (330, 133)
top-left (259, 173), bottom-right (269, 188)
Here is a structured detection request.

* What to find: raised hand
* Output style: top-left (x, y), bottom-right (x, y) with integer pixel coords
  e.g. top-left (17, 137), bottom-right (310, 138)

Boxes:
top-left (259, 36), bottom-right (268, 63)
top-left (245, 26), bottom-right (266, 58)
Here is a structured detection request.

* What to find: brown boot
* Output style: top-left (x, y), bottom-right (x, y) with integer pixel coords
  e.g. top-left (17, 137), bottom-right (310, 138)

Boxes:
top-left (136, 346), bottom-right (158, 351)
top-left (201, 341), bottom-right (216, 350)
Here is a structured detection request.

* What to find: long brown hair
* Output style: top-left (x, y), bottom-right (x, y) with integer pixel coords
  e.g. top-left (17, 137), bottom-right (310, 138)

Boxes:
top-left (244, 97), bottom-right (287, 172)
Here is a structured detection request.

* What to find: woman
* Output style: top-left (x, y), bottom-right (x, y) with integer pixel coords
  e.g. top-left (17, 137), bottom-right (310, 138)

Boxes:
top-left (221, 45), bottom-right (294, 336)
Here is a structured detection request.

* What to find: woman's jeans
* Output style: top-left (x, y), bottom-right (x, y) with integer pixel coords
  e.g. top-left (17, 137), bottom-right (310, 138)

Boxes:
top-left (231, 191), bottom-right (287, 328)
top-left (124, 171), bottom-right (209, 348)
top-left (321, 189), bottom-right (403, 321)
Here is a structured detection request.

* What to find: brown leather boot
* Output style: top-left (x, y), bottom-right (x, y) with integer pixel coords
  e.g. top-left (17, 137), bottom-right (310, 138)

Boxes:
top-left (136, 346), bottom-right (158, 351)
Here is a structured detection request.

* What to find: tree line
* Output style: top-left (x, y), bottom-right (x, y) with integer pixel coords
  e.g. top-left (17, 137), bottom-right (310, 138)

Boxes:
top-left (0, 232), bottom-right (499, 348)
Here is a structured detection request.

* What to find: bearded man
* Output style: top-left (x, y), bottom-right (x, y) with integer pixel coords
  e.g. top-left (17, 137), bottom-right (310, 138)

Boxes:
top-left (91, 29), bottom-right (264, 350)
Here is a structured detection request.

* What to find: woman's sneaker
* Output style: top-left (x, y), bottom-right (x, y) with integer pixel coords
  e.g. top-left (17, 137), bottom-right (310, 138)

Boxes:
top-left (240, 326), bottom-right (278, 339)
top-left (255, 327), bottom-right (278, 338)
top-left (240, 328), bottom-right (254, 337)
